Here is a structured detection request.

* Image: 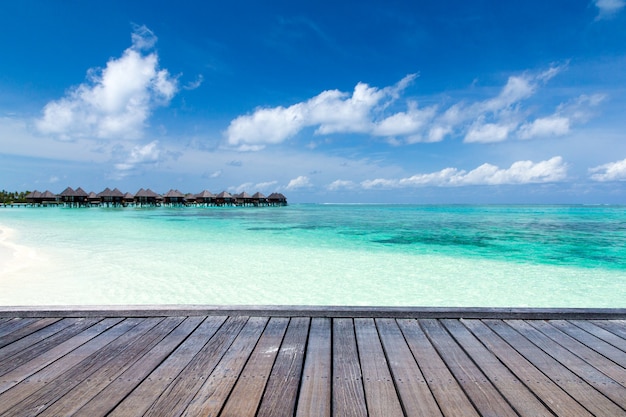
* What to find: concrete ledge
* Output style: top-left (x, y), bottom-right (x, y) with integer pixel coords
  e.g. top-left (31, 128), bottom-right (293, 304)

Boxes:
top-left (0, 305), bottom-right (625, 319)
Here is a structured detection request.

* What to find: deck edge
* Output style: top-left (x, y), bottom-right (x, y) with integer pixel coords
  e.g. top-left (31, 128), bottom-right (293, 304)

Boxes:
top-left (0, 305), bottom-right (624, 319)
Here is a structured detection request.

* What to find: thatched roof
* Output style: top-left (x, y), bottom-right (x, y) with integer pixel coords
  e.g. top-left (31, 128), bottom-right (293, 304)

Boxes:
top-left (164, 189), bottom-right (185, 198)
top-left (26, 190), bottom-right (42, 199)
top-left (195, 190), bottom-right (214, 198)
top-left (252, 192), bottom-right (266, 199)
top-left (236, 191), bottom-right (252, 199)
top-left (40, 190), bottom-right (57, 199)
top-left (216, 191), bottom-right (232, 198)
top-left (87, 192), bottom-right (99, 199)
top-left (59, 186), bottom-right (77, 197)
top-left (75, 187), bottom-right (89, 197)
top-left (97, 187), bottom-right (124, 198)
top-left (267, 192), bottom-right (287, 200)
top-left (123, 192), bottom-right (134, 199)
top-left (135, 188), bottom-right (160, 198)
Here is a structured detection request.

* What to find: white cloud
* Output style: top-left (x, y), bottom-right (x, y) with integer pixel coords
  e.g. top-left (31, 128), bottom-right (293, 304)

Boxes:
top-left (113, 140), bottom-right (162, 179)
top-left (464, 121), bottom-right (515, 143)
top-left (327, 179), bottom-right (356, 190)
top-left (286, 175), bottom-right (313, 190)
top-left (225, 74), bottom-right (417, 150)
top-left (225, 64), bottom-right (598, 151)
top-left (518, 116), bottom-right (570, 139)
top-left (362, 157), bottom-right (567, 188)
top-left (589, 158), bottom-right (626, 181)
top-left (594, 0), bottom-right (625, 20)
top-left (37, 25), bottom-right (178, 141)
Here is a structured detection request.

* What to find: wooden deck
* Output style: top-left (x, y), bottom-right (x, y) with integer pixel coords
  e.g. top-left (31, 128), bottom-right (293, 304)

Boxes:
top-left (0, 306), bottom-right (625, 416)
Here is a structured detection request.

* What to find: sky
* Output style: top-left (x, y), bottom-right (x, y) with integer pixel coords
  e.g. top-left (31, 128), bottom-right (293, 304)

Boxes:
top-left (1, 0), bottom-right (625, 203)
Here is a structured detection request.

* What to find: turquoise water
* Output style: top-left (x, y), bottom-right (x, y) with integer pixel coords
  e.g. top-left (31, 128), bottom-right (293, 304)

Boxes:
top-left (0, 204), bottom-right (624, 307)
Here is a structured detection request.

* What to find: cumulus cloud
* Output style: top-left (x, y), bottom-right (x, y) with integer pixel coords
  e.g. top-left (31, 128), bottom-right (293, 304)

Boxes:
top-left (327, 180), bottom-right (356, 191)
top-left (112, 140), bottom-right (162, 179)
top-left (225, 64), bottom-right (593, 149)
top-left (225, 74), bottom-right (417, 150)
top-left (589, 158), bottom-right (626, 181)
top-left (594, 0), bottom-right (625, 20)
top-left (286, 175), bottom-right (313, 190)
top-left (37, 25), bottom-right (178, 141)
top-left (361, 157), bottom-right (567, 188)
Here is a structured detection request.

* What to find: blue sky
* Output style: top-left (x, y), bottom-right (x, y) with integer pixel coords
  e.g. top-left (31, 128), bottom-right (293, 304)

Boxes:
top-left (1, 0), bottom-right (625, 203)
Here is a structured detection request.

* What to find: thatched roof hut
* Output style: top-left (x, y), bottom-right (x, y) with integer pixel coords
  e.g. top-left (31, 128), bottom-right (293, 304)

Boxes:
top-left (252, 192), bottom-right (267, 206)
top-left (135, 188), bottom-right (160, 206)
top-left (164, 189), bottom-right (185, 205)
top-left (235, 191), bottom-right (253, 206)
top-left (97, 187), bottom-right (124, 205)
top-left (215, 191), bottom-right (233, 206)
top-left (267, 192), bottom-right (288, 206)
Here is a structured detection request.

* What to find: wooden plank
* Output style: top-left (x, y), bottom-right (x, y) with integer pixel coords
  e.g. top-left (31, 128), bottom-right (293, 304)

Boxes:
top-left (353, 318), bottom-right (403, 417)
top-left (506, 319), bottom-right (626, 408)
top-left (0, 318), bottom-right (79, 368)
top-left (332, 318), bottom-right (368, 417)
top-left (442, 319), bottom-right (553, 417)
top-left (0, 317), bottom-right (145, 414)
top-left (420, 319), bottom-right (518, 417)
top-left (571, 320), bottom-right (626, 351)
top-left (130, 317), bottom-right (250, 416)
top-left (527, 319), bottom-right (626, 388)
top-left (591, 319), bottom-right (626, 340)
top-left (37, 316), bottom-right (186, 416)
top-left (0, 318), bottom-right (60, 348)
top-left (485, 319), bottom-right (625, 416)
top-left (295, 317), bottom-right (332, 417)
top-left (461, 319), bottom-right (594, 416)
top-left (257, 317), bottom-right (309, 417)
top-left (179, 316), bottom-right (269, 417)
top-left (0, 317), bottom-right (102, 376)
top-left (377, 319), bottom-right (445, 417)
top-left (219, 317), bottom-right (289, 417)
top-left (0, 317), bottom-right (123, 395)
top-left (550, 320), bottom-right (626, 367)
top-left (0, 317), bottom-right (37, 339)
top-left (0, 317), bottom-right (161, 416)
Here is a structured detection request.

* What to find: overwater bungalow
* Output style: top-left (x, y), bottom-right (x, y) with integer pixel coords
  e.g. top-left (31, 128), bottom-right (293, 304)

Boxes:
top-left (252, 191), bottom-right (267, 206)
top-left (267, 192), bottom-right (288, 206)
top-left (234, 191), bottom-right (253, 206)
top-left (215, 191), bottom-right (233, 206)
top-left (195, 190), bottom-right (214, 206)
top-left (163, 189), bottom-right (186, 206)
top-left (97, 187), bottom-right (125, 207)
top-left (59, 186), bottom-right (89, 207)
top-left (135, 188), bottom-right (160, 206)
top-left (87, 192), bottom-right (101, 206)
top-left (123, 192), bottom-right (135, 206)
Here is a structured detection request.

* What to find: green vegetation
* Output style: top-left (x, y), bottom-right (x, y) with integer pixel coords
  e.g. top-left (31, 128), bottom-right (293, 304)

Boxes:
top-left (0, 190), bottom-right (30, 204)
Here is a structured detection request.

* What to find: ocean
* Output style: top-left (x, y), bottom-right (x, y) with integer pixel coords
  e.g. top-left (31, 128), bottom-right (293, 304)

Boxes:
top-left (0, 204), bottom-right (624, 307)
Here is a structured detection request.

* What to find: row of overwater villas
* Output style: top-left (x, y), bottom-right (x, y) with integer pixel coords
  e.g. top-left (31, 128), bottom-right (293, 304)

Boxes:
top-left (23, 187), bottom-right (288, 207)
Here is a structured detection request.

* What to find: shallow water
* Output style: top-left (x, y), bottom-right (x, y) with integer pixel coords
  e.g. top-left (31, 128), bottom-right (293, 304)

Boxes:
top-left (0, 204), bottom-right (624, 307)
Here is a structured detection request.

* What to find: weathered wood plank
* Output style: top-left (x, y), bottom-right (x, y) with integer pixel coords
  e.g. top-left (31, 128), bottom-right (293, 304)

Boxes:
top-left (506, 319), bottom-right (626, 408)
top-left (0, 317), bottom-right (146, 414)
top-left (0, 317), bottom-right (60, 348)
top-left (0, 317), bottom-right (37, 338)
top-left (134, 317), bottom-right (249, 416)
top-left (257, 317), bottom-right (309, 417)
top-left (442, 318), bottom-right (553, 417)
top-left (550, 319), bottom-right (626, 367)
top-left (0, 317), bottom-right (123, 395)
top-left (377, 319), bottom-right (445, 417)
top-left (485, 319), bottom-right (625, 416)
top-left (179, 316), bottom-right (269, 417)
top-left (219, 317), bottom-right (289, 417)
top-left (295, 317), bottom-right (332, 417)
top-left (571, 319), bottom-right (626, 351)
top-left (0, 318), bottom-right (80, 370)
top-left (333, 318), bottom-right (368, 417)
top-left (591, 319), bottom-right (626, 340)
top-left (38, 316), bottom-right (188, 416)
top-left (462, 319), bottom-right (594, 417)
top-left (527, 319), bottom-right (626, 387)
top-left (0, 317), bottom-right (162, 416)
top-left (353, 318), bottom-right (403, 417)
top-left (420, 319), bottom-right (518, 417)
